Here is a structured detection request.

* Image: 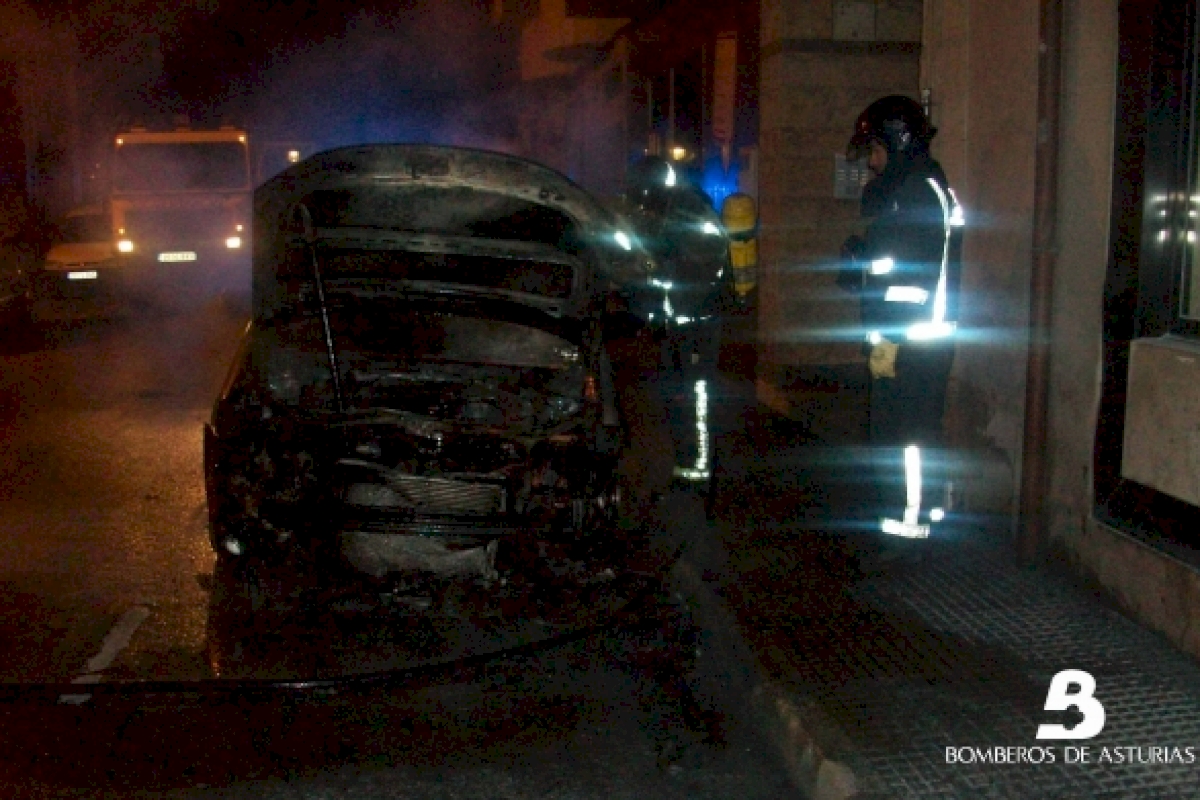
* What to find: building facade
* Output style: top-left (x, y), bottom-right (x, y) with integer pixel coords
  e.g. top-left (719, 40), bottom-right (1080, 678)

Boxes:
top-left (505, 0), bottom-right (1200, 659)
top-left (756, 0), bottom-right (1200, 660)
top-left (496, 0), bottom-right (759, 202)
top-left (0, 3), bottom-right (80, 229)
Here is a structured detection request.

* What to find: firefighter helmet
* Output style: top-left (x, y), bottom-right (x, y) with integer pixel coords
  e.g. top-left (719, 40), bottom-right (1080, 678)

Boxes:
top-left (847, 95), bottom-right (936, 159)
top-left (627, 156), bottom-right (680, 197)
top-left (625, 155), bottom-right (680, 219)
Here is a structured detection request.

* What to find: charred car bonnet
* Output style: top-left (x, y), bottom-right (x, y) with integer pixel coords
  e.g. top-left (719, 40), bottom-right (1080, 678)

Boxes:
top-left (204, 145), bottom-right (656, 616)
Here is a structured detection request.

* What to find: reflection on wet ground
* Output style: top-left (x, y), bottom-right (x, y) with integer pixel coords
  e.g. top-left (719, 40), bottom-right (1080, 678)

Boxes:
top-left (0, 299), bottom-right (246, 685)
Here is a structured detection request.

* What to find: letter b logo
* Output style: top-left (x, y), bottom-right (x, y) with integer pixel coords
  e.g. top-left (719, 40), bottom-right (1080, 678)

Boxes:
top-left (1036, 669), bottom-right (1105, 740)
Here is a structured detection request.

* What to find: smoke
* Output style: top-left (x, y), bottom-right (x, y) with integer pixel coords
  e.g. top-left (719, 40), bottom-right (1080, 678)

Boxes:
top-left (3, 0), bottom-right (525, 255)
top-left (218, 0), bottom-right (519, 155)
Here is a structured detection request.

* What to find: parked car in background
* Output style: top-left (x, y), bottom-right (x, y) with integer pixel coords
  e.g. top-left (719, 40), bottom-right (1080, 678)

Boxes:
top-left (0, 188), bottom-right (35, 329)
top-left (0, 247), bottom-right (31, 328)
top-left (31, 206), bottom-right (120, 323)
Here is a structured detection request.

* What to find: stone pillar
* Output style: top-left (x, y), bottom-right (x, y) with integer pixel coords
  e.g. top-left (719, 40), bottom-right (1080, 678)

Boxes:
top-left (1044, 0), bottom-right (1116, 539)
top-left (757, 0), bottom-right (921, 423)
top-left (918, 0), bottom-right (1040, 515)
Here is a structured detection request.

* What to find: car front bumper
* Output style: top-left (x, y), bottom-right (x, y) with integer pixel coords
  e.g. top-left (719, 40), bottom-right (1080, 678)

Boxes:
top-left (32, 268), bottom-right (124, 321)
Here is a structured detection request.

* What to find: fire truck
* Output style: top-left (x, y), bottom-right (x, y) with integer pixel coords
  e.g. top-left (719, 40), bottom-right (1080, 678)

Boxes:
top-left (110, 125), bottom-right (253, 301)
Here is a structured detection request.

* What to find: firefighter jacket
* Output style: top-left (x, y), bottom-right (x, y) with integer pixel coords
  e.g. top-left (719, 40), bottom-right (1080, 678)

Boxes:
top-left (616, 188), bottom-right (732, 324)
top-left (858, 151), bottom-right (963, 345)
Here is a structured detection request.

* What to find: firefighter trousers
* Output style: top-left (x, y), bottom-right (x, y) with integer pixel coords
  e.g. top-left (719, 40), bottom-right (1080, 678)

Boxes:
top-left (867, 340), bottom-right (955, 536)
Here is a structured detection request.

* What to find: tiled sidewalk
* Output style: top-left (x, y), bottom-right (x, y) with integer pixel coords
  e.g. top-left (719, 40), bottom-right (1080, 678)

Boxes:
top-left (830, 539), bottom-right (1200, 798)
top-left (699, 405), bottom-right (1200, 799)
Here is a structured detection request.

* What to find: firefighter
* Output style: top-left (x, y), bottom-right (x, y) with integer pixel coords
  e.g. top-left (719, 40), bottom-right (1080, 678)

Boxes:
top-left (620, 156), bottom-right (732, 488)
top-left (840, 95), bottom-right (964, 548)
top-left (624, 155), bottom-right (731, 347)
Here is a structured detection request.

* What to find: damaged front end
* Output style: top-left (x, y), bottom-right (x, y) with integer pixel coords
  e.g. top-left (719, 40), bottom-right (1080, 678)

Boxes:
top-left (205, 302), bottom-right (637, 617)
top-left (205, 145), bottom-right (663, 623)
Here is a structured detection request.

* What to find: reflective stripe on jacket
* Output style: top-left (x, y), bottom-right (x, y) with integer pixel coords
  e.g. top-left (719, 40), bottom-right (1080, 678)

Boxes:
top-left (860, 156), bottom-right (962, 343)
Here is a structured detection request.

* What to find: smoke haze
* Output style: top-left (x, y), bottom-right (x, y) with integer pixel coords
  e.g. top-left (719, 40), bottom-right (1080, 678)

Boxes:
top-left (181, 0), bottom-right (518, 154)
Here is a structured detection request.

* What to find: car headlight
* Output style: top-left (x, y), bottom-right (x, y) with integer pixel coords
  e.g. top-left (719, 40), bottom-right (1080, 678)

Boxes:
top-left (225, 236), bottom-right (242, 249)
top-left (117, 239), bottom-right (134, 253)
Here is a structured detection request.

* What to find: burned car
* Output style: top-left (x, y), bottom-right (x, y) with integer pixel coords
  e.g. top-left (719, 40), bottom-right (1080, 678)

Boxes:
top-left (204, 145), bottom-right (665, 624)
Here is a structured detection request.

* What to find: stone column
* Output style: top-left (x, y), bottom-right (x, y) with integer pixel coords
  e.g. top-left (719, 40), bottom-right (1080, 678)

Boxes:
top-left (757, 0), bottom-right (922, 423)
top-left (919, 0), bottom-right (1040, 515)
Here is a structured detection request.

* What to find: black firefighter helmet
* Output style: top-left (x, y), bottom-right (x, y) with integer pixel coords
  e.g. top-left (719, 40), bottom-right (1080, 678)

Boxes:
top-left (847, 95), bottom-right (937, 159)
top-left (625, 155), bottom-right (679, 216)
top-left (621, 157), bottom-right (729, 322)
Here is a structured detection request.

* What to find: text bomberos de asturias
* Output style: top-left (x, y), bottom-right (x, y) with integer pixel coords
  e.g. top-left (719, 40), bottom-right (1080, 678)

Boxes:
top-left (945, 746), bottom-right (1196, 765)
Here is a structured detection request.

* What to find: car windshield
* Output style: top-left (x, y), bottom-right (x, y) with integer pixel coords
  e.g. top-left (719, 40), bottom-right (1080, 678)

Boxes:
top-left (54, 213), bottom-right (109, 244)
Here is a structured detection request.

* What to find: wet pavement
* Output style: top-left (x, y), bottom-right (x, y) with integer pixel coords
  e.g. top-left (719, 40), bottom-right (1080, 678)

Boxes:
top-left (696, 376), bottom-right (1200, 799)
top-left (0, 306), bottom-right (235, 685)
top-left (0, 306), bottom-right (792, 797)
top-left (7, 303), bottom-right (1200, 798)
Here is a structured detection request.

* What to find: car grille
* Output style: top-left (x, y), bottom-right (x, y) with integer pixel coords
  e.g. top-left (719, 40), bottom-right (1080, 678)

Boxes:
top-left (340, 516), bottom-right (516, 538)
top-left (346, 475), bottom-right (506, 516)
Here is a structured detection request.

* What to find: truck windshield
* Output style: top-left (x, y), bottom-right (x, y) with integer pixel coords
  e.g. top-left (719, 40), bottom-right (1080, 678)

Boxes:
top-left (113, 142), bottom-right (250, 192)
top-left (56, 213), bottom-right (110, 244)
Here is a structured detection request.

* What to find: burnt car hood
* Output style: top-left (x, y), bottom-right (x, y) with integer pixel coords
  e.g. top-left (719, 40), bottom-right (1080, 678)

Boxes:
top-left (252, 145), bottom-right (653, 322)
top-left (247, 291), bottom-right (593, 433)
top-left (288, 233), bottom-right (584, 318)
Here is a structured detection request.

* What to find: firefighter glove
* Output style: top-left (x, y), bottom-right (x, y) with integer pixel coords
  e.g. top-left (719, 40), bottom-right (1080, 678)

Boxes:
top-left (868, 339), bottom-right (899, 379)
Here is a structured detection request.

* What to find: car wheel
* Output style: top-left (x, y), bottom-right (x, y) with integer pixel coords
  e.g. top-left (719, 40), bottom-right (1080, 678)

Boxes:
top-left (207, 553), bottom-right (272, 662)
top-left (205, 553), bottom-right (281, 675)
top-left (213, 553), bottom-right (271, 616)
top-left (203, 425), bottom-right (235, 554)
